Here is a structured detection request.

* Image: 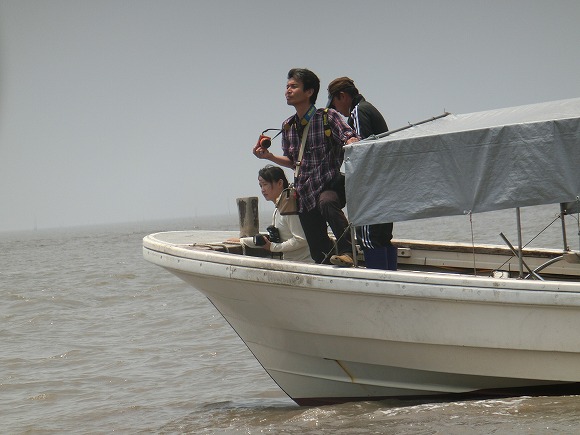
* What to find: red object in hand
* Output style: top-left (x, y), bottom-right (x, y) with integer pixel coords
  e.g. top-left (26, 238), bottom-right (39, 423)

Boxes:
top-left (257, 134), bottom-right (271, 149)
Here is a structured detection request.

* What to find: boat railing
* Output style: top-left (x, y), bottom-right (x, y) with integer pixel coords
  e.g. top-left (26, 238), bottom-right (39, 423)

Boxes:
top-left (525, 250), bottom-right (580, 280)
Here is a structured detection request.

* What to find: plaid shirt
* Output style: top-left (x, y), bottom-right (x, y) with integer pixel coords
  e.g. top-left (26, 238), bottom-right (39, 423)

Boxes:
top-left (282, 108), bottom-right (358, 212)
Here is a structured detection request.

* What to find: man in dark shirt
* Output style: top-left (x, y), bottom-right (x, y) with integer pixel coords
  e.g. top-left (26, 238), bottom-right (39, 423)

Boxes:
top-left (327, 76), bottom-right (397, 270)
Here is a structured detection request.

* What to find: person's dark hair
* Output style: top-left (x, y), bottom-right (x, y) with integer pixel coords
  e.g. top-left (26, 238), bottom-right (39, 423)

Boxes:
top-left (288, 68), bottom-right (320, 104)
top-left (259, 165), bottom-right (289, 189)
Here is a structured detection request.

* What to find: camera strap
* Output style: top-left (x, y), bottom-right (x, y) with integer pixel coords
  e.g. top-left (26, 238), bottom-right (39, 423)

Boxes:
top-left (261, 128), bottom-right (283, 140)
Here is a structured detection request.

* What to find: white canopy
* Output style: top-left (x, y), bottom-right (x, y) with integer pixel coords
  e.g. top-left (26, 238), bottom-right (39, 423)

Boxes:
top-left (344, 97), bottom-right (580, 225)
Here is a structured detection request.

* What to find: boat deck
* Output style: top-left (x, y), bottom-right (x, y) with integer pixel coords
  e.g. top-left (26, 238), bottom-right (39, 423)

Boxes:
top-left (175, 236), bottom-right (580, 281)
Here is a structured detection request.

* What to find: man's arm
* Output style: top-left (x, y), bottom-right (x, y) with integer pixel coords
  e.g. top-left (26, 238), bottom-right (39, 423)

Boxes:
top-left (252, 143), bottom-right (294, 169)
top-left (327, 109), bottom-right (360, 145)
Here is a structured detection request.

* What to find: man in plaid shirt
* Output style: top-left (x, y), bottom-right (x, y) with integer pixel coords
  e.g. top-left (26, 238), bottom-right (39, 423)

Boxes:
top-left (253, 68), bottom-right (359, 265)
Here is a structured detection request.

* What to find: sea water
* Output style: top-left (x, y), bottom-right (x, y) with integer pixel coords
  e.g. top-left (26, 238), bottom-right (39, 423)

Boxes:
top-left (2, 206), bottom-right (580, 434)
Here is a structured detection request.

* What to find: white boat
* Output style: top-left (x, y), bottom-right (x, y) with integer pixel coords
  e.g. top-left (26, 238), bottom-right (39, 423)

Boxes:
top-left (143, 97), bottom-right (580, 406)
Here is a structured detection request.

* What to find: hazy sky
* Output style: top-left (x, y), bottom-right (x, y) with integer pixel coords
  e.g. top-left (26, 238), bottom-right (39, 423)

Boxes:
top-left (1, 0), bottom-right (579, 232)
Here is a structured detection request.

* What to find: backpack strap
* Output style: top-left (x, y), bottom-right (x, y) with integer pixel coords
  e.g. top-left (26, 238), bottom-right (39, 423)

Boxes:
top-left (323, 108), bottom-right (331, 145)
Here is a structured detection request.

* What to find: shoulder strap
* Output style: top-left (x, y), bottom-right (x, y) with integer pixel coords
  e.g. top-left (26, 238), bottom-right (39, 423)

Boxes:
top-left (294, 120), bottom-right (311, 178)
top-left (323, 108), bottom-right (331, 140)
top-left (323, 108), bottom-right (340, 157)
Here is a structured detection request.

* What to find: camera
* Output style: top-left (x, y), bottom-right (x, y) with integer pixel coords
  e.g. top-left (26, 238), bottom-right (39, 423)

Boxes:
top-left (257, 128), bottom-right (282, 149)
top-left (253, 233), bottom-right (267, 246)
top-left (266, 225), bottom-right (281, 243)
top-left (252, 225), bottom-right (281, 246)
top-left (257, 134), bottom-right (272, 149)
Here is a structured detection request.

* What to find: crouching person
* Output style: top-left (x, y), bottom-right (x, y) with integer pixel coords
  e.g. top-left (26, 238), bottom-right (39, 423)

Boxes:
top-left (229, 165), bottom-right (313, 263)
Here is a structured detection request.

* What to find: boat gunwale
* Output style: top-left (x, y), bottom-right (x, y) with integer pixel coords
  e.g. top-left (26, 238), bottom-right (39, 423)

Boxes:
top-left (143, 232), bottom-right (580, 303)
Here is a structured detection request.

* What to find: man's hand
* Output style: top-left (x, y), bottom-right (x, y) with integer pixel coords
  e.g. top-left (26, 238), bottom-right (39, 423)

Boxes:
top-left (262, 237), bottom-right (272, 251)
top-left (253, 143), bottom-right (272, 160)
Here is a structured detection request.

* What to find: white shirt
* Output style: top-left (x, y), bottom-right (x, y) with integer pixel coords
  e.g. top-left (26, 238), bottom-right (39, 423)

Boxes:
top-left (241, 209), bottom-right (313, 263)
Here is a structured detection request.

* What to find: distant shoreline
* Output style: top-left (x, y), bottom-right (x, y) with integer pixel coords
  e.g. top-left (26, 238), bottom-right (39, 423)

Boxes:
top-left (0, 212), bottom-right (275, 236)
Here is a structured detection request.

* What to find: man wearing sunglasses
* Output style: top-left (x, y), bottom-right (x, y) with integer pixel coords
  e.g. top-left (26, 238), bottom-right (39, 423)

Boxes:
top-left (327, 77), bottom-right (397, 270)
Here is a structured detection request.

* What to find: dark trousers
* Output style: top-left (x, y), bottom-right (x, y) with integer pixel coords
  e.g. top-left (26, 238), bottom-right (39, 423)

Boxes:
top-left (363, 245), bottom-right (398, 270)
top-left (299, 189), bottom-right (352, 264)
top-left (356, 223), bottom-right (396, 270)
top-left (356, 223), bottom-right (393, 248)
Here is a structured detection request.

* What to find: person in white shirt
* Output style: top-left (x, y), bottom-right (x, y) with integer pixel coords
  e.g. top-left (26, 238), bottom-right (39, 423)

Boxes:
top-left (230, 165), bottom-right (313, 263)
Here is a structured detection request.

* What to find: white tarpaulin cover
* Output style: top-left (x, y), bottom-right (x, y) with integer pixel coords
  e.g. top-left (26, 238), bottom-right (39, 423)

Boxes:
top-left (344, 97), bottom-right (580, 225)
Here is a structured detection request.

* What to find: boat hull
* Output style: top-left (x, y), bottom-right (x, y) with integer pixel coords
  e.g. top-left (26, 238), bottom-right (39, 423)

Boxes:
top-left (143, 231), bottom-right (580, 405)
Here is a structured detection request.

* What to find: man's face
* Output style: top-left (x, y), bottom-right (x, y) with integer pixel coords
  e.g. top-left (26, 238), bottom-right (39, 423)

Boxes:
top-left (285, 78), bottom-right (313, 107)
top-left (330, 92), bottom-right (352, 117)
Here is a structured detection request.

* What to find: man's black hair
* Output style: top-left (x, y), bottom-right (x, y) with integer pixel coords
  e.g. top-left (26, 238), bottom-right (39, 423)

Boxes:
top-left (288, 68), bottom-right (320, 105)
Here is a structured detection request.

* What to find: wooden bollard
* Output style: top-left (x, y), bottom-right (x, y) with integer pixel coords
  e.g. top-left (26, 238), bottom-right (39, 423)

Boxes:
top-left (236, 196), bottom-right (259, 237)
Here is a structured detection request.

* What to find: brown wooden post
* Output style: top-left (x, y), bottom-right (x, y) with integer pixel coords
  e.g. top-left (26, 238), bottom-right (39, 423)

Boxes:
top-left (236, 196), bottom-right (259, 238)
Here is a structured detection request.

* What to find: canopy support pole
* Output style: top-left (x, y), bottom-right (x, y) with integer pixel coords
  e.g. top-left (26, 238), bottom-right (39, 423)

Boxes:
top-left (374, 112), bottom-right (451, 139)
top-left (350, 224), bottom-right (358, 267)
top-left (516, 207), bottom-right (524, 279)
top-left (560, 203), bottom-right (569, 251)
top-left (499, 232), bottom-right (542, 280)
